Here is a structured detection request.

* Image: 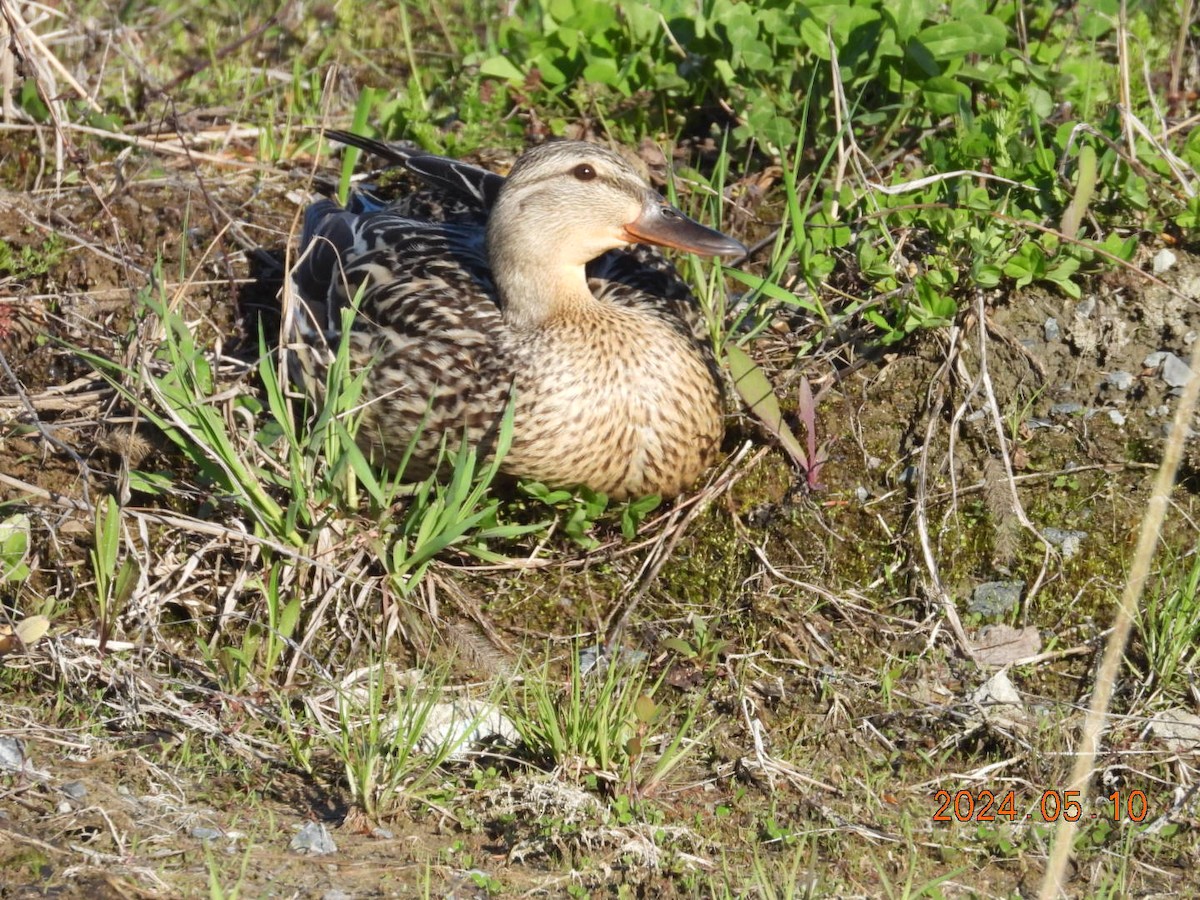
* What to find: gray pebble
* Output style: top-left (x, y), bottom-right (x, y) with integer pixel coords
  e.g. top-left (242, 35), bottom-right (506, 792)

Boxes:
top-left (1161, 353), bottom-right (1193, 388)
top-left (1043, 318), bottom-right (1061, 342)
top-left (1144, 350), bottom-right (1167, 368)
top-left (61, 781), bottom-right (87, 801)
top-left (969, 581), bottom-right (1025, 617)
top-left (855, 486), bottom-right (870, 503)
top-left (1152, 248), bottom-right (1177, 275)
top-left (1104, 371), bottom-right (1134, 391)
top-left (1161, 421), bottom-right (1198, 439)
top-left (1075, 297), bottom-right (1097, 318)
top-left (1043, 528), bottom-right (1087, 560)
top-left (1108, 410), bottom-right (1126, 426)
top-left (0, 737), bottom-right (25, 772)
top-left (291, 821), bottom-right (337, 855)
top-left (191, 826), bottom-right (223, 842)
top-left (1050, 402), bottom-right (1085, 416)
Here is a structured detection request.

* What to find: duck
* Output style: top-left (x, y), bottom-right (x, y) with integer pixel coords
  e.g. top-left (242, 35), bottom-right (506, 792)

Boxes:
top-left (289, 130), bottom-right (745, 500)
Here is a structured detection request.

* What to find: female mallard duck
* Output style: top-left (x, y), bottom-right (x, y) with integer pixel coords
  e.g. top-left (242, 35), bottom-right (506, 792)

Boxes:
top-left (290, 131), bottom-right (745, 499)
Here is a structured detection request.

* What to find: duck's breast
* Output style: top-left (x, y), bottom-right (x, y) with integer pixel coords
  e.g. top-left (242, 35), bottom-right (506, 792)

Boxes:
top-left (504, 307), bottom-right (722, 499)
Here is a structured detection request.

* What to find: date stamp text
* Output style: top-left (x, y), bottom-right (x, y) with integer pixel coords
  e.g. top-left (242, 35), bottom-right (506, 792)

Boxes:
top-left (933, 789), bottom-right (1149, 823)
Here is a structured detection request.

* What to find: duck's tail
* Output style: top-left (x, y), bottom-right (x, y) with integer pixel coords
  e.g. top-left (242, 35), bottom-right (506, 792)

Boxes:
top-left (324, 129), bottom-right (504, 211)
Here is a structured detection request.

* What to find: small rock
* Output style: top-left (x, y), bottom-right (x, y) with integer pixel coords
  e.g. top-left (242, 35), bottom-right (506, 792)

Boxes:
top-left (1149, 708), bottom-right (1200, 752)
top-left (1104, 371), bottom-right (1134, 391)
top-left (1043, 317), bottom-right (1061, 342)
top-left (322, 892), bottom-right (354, 900)
top-left (1160, 352), bottom-right (1193, 388)
top-left (866, 456), bottom-right (883, 470)
top-left (1162, 422), bottom-right (1198, 439)
top-left (1043, 528), bottom-right (1087, 560)
top-left (416, 700), bottom-right (519, 757)
top-left (1075, 297), bottom-right (1097, 318)
top-left (969, 581), bottom-right (1024, 617)
top-left (854, 486), bottom-right (870, 503)
top-left (291, 821), bottom-right (337, 856)
top-left (1152, 248), bottom-right (1177, 276)
top-left (0, 737), bottom-right (25, 772)
top-left (1108, 410), bottom-right (1126, 426)
top-left (191, 826), bottom-right (224, 842)
top-left (1144, 350), bottom-right (1167, 368)
top-left (1050, 402), bottom-right (1084, 416)
top-left (371, 826), bottom-right (395, 840)
top-left (972, 627), bottom-right (1042, 667)
top-left (1026, 417), bottom-right (1056, 430)
top-left (579, 644), bottom-right (647, 676)
top-left (898, 465), bottom-right (919, 484)
top-left (968, 669), bottom-right (1030, 731)
top-left (60, 781), bottom-right (87, 802)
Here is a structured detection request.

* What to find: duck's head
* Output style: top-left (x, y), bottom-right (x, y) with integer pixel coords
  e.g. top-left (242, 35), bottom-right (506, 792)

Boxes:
top-left (487, 141), bottom-right (746, 274)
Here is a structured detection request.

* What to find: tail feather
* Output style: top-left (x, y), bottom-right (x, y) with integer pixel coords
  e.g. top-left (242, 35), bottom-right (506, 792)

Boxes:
top-left (325, 129), bottom-right (504, 211)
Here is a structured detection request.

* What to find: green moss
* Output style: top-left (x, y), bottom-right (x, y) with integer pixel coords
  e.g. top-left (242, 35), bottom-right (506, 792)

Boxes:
top-left (0, 233), bottom-right (65, 280)
top-left (655, 512), bottom-right (748, 608)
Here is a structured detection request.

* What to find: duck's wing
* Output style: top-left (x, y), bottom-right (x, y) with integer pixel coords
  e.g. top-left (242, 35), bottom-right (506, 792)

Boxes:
top-left (289, 197), bottom-right (511, 474)
top-left (291, 199), bottom-right (501, 351)
top-left (325, 129), bottom-right (504, 211)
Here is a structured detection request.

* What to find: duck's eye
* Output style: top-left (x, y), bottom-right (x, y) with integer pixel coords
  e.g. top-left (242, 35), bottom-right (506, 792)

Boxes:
top-left (572, 163), bottom-right (596, 181)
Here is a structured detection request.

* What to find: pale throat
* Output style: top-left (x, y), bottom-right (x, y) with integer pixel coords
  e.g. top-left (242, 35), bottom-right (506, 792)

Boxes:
top-left (489, 239), bottom-right (604, 332)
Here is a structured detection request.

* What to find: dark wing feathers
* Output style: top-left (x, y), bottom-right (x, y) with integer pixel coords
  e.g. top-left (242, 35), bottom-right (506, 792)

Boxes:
top-left (323, 130), bottom-right (423, 166)
top-left (295, 205), bottom-right (499, 338)
top-left (403, 155), bottom-right (504, 209)
top-left (325, 129), bottom-right (503, 211)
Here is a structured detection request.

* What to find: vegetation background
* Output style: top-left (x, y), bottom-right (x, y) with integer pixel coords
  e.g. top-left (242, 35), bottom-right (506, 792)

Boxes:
top-left (0, 0), bottom-right (1197, 896)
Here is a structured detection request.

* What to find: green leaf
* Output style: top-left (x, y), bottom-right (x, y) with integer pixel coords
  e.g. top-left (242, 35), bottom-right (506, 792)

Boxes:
top-left (280, 596), bottom-right (302, 641)
top-left (0, 513), bottom-right (31, 584)
top-left (128, 470), bottom-right (174, 495)
top-left (479, 55), bottom-right (525, 82)
top-left (920, 76), bottom-right (972, 115)
top-left (724, 269), bottom-right (824, 316)
top-left (725, 345), bottom-right (809, 471)
top-left (634, 695), bottom-right (658, 724)
top-left (916, 16), bottom-right (1007, 60)
top-left (662, 637), bottom-right (696, 658)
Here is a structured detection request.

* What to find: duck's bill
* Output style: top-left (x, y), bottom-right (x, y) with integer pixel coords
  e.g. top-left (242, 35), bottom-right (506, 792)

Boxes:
top-left (623, 203), bottom-right (746, 259)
